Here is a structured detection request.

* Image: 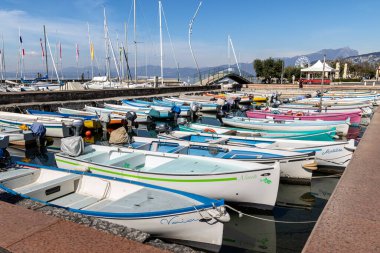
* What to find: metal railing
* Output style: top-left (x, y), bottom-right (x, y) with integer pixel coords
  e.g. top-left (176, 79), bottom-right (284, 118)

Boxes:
top-left (190, 66), bottom-right (256, 85)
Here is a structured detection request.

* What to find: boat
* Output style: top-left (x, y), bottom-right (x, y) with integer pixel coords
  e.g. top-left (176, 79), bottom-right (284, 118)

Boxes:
top-left (246, 109), bottom-right (362, 126)
top-left (0, 162), bottom-right (229, 251)
top-left (80, 106), bottom-right (151, 124)
top-left (26, 109), bottom-right (102, 129)
top-left (159, 131), bottom-right (355, 168)
top-left (178, 122), bottom-right (338, 141)
top-left (126, 136), bottom-right (317, 183)
top-left (162, 97), bottom-right (218, 112)
top-left (0, 125), bottom-right (36, 146)
top-left (222, 117), bottom-right (349, 136)
top-left (278, 104), bottom-right (373, 117)
top-left (0, 111), bottom-right (79, 138)
top-left (122, 99), bottom-right (192, 116)
top-left (104, 103), bottom-right (174, 119)
top-left (55, 143), bottom-right (281, 208)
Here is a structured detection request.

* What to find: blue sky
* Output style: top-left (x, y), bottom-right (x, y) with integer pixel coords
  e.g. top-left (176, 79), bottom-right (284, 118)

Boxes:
top-left (1, 0), bottom-right (379, 73)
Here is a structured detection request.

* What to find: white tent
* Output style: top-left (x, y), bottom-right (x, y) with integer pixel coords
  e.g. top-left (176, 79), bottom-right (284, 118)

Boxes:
top-left (301, 60), bottom-right (335, 72)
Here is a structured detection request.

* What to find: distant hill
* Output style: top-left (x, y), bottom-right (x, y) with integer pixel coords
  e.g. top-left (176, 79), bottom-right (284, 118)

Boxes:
top-left (344, 52), bottom-right (380, 65)
top-left (283, 47), bottom-right (359, 66)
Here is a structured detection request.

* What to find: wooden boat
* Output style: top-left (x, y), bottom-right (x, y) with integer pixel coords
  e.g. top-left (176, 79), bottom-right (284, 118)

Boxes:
top-left (222, 117), bottom-right (349, 136)
top-left (178, 123), bottom-right (338, 141)
top-left (26, 109), bottom-right (102, 129)
top-left (0, 125), bottom-right (36, 146)
top-left (0, 111), bottom-right (77, 138)
top-left (159, 131), bottom-right (355, 168)
top-left (246, 109), bottom-right (362, 126)
top-left (55, 144), bottom-right (281, 208)
top-left (128, 136), bottom-right (317, 183)
top-left (0, 162), bottom-right (229, 251)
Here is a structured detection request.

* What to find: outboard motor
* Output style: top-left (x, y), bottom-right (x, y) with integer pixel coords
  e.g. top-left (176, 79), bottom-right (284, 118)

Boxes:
top-left (272, 100), bottom-right (281, 108)
top-left (177, 117), bottom-right (187, 125)
top-left (126, 111), bottom-right (138, 128)
top-left (282, 98), bottom-right (290, 104)
top-left (30, 122), bottom-right (47, 146)
top-left (239, 105), bottom-right (250, 112)
top-left (155, 122), bottom-right (171, 134)
top-left (72, 119), bottom-right (84, 136)
top-left (171, 105), bottom-right (182, 124)
top-left (216, 105), bottom-right (224, 125)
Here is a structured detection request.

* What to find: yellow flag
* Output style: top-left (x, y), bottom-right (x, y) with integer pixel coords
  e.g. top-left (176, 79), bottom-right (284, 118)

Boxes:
top-left (90, 42), bottom-right (94, 61)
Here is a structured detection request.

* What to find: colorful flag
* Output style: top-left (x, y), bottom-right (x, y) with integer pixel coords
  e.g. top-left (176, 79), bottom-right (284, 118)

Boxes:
top-left (22, 49), bottom-right (25, 56)
top-left (90, 42), bottom-right (94, 61)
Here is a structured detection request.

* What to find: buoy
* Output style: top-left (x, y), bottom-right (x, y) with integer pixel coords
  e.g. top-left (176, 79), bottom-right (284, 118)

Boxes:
top-left (85, 130), bottom-right (92, 137)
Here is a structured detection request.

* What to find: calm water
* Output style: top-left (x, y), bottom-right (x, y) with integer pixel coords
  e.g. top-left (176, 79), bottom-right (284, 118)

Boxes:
top-left (5, 112), bottom-right (367, 253)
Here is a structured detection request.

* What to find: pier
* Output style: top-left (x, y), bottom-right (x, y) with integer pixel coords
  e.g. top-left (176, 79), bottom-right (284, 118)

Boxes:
top-left (302, 107), bottom-right (380, 252)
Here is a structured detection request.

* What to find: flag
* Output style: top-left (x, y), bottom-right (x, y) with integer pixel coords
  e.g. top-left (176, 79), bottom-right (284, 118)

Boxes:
top-left (40, 38), bottom-right (45, 57)
top-left (76, 43), bottom-right (79, 62)
top-left (90, 42), bottom-right (94, 61)
top-left (22, 49), bottom-right (25, 56)
top-left (19, 36), bottom-right (23, 44)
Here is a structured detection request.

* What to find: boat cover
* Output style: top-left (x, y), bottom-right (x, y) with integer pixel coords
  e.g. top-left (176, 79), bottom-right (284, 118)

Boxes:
top-left (30, 123), bottom-right (46, 137)
top-left (61, 136), bottom-right (84, 157)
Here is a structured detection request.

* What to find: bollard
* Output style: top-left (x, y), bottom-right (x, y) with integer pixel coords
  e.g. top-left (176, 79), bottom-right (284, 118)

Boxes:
top-left (373, 82), bottom-right (376, 86)
top-left (364, 81), bottom-right (367, 86)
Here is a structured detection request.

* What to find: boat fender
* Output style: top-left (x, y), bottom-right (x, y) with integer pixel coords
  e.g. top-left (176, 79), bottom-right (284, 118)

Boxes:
top-left (295, 112), bottom-right (304, 117)
top-left (203, 128), bottom-right (216, 134)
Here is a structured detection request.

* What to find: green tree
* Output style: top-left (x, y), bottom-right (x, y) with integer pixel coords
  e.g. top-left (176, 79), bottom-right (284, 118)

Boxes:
top-left (253, 58), bottom-right (284, 83)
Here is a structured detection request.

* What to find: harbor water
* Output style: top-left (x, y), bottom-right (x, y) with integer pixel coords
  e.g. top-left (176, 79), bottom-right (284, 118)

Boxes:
top-left (4, 110), bottom-right (367, 253)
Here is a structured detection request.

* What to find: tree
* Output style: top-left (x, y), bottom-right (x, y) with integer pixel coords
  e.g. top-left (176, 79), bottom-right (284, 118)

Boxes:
top-left (284, 66), bottom-right (301, 82)
top-left (253, 58), bottom-right (284, 83)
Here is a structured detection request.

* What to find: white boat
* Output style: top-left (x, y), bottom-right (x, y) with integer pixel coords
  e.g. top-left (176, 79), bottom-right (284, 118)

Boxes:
top-left (81, 106), bottom-right (150, 123)
top-left (0, 125), bottom-right (36, 146)
top-left (0, 111), bottom-right (79, 138)
top-left (222, 117), bottom-right (350, 136)
top-left (128, 136), bottom-right (317, 182)
top-left (55, 144), bottom-right (281, 208)
top-left (0, 162), bottom-right (229, 251)
top-left (159, 131), bottom-right (355, 168)
top-left (163, 97), bottom-right (218, 112)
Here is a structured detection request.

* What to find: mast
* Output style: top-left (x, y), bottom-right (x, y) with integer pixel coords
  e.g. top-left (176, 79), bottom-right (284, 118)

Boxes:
top-left (104, 8), bottom-right (110, 82)
top-left (134, 0), bottom-right (137, 84)
top-left (45, 32), bottom-right (60, 83)
top-left (228, 36), bottom-right (241, 76)
top-left (189, 1), bottom-right (202, 85)
top-left (319, 54), bottom-right (326, 111)
top-left (43, 25), bottom-right (49, 79)
top-left (124, 22), bottom-right (129, 83)
top-left (227, 35), bottom-right (231, 69)
top-left (87, 23), bottom-right (94, 79)
top-left (0, 34), bottom-right (4, 82)
top-left (159, 1), bottom-right (163, 86)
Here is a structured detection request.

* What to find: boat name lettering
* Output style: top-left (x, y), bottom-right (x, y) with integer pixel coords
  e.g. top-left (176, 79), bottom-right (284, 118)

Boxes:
top-left (239, 174), bottom-right (257, 181)
top-left (160, 216), bottom-right (199, 225)
top-left (322, 148), bottom-right (343, 155)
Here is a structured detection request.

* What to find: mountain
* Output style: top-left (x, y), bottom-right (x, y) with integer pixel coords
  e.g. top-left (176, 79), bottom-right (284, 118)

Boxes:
top-left (344, 52), bottom-right (380, 65)
top-left (283, 47), bottom-right (359, 66)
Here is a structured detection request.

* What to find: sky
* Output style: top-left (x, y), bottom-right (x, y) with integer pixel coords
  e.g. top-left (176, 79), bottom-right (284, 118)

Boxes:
top-left (0, 0), bottom-right (379, 74)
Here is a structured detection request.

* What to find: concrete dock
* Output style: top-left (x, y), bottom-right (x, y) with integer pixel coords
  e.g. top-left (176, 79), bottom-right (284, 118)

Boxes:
top-left (302, 108), bottom-right (380, 252)
top-left (0, 201), bottom-right (166, 253)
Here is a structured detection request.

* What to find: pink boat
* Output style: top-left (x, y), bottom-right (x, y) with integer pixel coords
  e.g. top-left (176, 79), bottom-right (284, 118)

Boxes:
top-left (246, 109), bottom-right (362, 125)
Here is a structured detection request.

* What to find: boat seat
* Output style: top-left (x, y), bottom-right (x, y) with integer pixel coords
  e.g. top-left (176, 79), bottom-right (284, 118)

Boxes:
top-left (207, 138), bottom-right (229, 144)
top-left (104, 153), bottom-right (146, 170)
top-left (78, 150), bottom-right (104, 160)
top-left (0, 169), bottom-right (36, 183)
top-left (50, 193), bottom-right (100, 210)
top-left (17, 174), bottom-right (81, 201)
top-left (168, 145), bottom-right (188, 154)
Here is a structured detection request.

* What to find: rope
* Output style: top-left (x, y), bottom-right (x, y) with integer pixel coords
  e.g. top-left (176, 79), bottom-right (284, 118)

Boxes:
top-left (225, 205), bottom-right (317, 224)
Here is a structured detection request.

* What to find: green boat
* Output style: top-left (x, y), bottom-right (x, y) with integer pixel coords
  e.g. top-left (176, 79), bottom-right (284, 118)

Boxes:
top-left (178, 123), bottom-right (337, 141)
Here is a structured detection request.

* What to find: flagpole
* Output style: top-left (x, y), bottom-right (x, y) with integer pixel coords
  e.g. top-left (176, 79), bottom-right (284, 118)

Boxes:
top-left (43, 25), bottom-right (49, 79)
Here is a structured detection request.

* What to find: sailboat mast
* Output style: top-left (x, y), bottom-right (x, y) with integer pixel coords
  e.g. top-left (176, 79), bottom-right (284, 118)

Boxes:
top-left (87, 23), bottom-right (94, 79)
top-left (2, 34), bottom-right (5, 81)
top-left (103, 8), bottom-right (110, 81)
top-left (43, 25), bottom-right (49, 79)
top-left (159, 1), bottom-right (163, 86)
top-left (188, 1), bottom-right (202, 85)
top-left (228, 36), bottom-right (241, 76)
top-left (134, 0), bottom-right (137, 84)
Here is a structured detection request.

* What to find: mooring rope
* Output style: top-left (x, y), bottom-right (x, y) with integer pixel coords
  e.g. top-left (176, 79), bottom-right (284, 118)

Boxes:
top-left (225, 205), bottom-right (317, 224)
